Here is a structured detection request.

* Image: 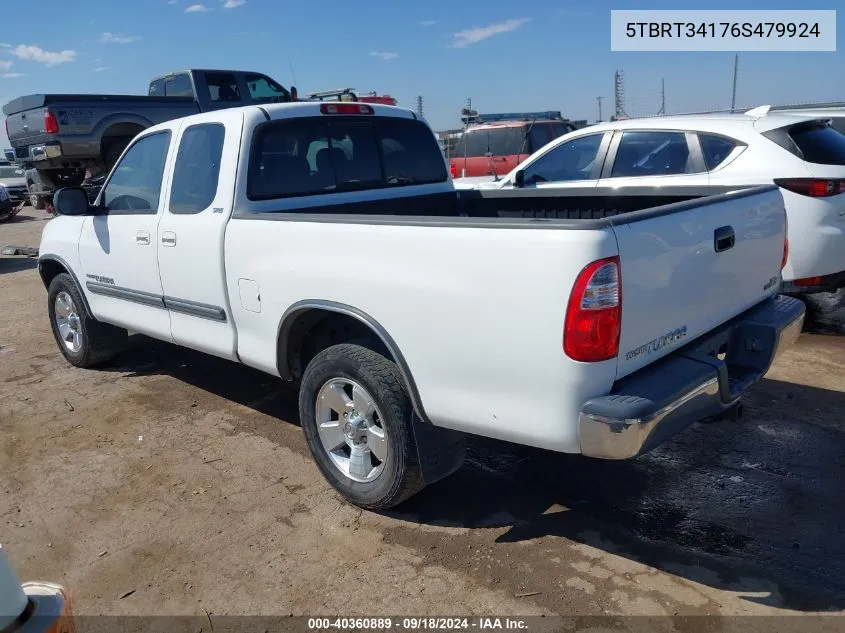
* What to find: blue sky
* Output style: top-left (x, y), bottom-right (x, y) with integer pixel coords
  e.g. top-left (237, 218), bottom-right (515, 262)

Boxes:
top-left (1, 0), bottom-right (843, 147)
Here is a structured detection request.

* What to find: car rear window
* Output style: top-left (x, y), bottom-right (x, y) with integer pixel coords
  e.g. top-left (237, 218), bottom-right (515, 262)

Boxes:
top-left (528, 122), bottom-right (574, 153)
top-left (788, 123), bottom-right (845, 165)
top-left (699, 134), bottom-right (739, 170)
top-left (455, 126), bottom-right (526, 158)
top-left (248, 116), bottom-right (447, 201)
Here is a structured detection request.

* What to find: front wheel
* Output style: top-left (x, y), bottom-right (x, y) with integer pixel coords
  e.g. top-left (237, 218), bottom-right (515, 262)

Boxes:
top-left (47, 273), bottom-right (127, 368)
top-left (299, 343), bottom-right (425, 510)
top-left (28, 191), bottom-right (46, 210)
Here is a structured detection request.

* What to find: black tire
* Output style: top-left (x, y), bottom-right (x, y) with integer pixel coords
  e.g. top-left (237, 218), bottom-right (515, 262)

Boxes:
top-left (28, 188), bottom-right (46, 210)
top-left (103, 139), bottom-right (130, 170)
top-left (299, 343), bottom-right (425, 510)
top-left (47, 273), bottom-right (127, 368)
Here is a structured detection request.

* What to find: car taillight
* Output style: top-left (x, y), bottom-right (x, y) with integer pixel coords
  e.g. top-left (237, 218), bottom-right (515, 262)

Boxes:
top-left (774, 178), bottom-right (845, 197)
top-left (319, 103), bottom-right (373, 115)
top-left (564, 256), bottom-right (621, 362)
top-left (44, 110), bottom-right (59, 134)
top-left (794, 276), bottom-right (822, 287)
top-left (782, 236), bottom-right (789, 270)
top-left (449, 162), bottom-right (458, 178)
top-left (781, 212), bottom-right (789, 270)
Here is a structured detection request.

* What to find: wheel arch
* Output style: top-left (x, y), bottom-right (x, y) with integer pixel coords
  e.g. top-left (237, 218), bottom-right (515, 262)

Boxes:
top-left (38, 255), bottom-right (93, 315)
top-left (277, 300), bottom-right (431, 424)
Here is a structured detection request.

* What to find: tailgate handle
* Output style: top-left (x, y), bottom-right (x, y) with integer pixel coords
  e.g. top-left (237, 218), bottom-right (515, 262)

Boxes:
top-left (714, 226), bottom-right (735, 253)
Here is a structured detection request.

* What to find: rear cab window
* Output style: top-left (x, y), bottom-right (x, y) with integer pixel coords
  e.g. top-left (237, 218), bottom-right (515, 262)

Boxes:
top-left (149, 73), bottom-right (193, 97)
top-left (206, 72), bottom-right (241, 103)
top-left (247, 116), bottom-right (447, 201)
top-left (456, 126), bottom-right (527, 158)
top-left (528, 121), bottom-right (574, 153)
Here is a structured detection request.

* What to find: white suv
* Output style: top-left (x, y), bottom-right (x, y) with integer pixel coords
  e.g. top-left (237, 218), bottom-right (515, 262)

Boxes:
top-left (455, 107), bottom-right (845, 294)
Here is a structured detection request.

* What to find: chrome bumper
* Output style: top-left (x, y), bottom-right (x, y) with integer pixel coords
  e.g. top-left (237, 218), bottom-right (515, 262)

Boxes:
top-left (579, 295), bottom-right (805, 460)
top-left (30, 144), bottom-right (62, 162)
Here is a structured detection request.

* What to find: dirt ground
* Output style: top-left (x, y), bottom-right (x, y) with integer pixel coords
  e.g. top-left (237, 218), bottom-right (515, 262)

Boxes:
top-left (1, 207), bottom-right (844, 620)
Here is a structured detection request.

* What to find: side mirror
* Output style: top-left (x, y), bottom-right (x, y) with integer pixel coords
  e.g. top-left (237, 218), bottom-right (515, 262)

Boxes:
top-left (513, 170), bottom-right (525, 188)
top-left (53, 187), bottom-right (91, 216)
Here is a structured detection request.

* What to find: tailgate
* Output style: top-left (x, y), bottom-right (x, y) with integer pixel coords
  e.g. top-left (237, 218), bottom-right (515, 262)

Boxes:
top-left (5, 106), bottom-right (51, 147)
top-left (613, 186), bottom-right (787, 379)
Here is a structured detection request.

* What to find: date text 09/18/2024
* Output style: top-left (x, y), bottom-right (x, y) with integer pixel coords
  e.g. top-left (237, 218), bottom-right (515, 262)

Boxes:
top-left (307, 617), bottom-right (529, 630)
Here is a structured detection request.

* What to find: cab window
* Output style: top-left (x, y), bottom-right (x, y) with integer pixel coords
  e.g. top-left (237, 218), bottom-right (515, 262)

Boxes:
top-left (102, 132), bottom-right (171, 213)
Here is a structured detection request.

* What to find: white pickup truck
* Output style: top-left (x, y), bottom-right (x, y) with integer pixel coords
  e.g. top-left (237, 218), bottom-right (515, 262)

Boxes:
top-left (38, 101), bottom-right (805, 509)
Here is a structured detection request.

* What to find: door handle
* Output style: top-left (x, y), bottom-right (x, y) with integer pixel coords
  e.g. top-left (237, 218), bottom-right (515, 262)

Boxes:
top-left (136, 230), bottom-right (150, 245)
top-left (714, 225), bottom-right (735, 253)
top-left (161, 231), bottom-right (177, 247)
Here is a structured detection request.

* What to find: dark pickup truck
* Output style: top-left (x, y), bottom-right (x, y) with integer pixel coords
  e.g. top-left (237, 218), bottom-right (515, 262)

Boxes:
top-left (2, 68), bottom-right (296, 209)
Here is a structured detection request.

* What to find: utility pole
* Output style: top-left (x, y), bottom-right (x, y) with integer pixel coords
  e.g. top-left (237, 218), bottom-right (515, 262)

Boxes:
top-left (730, 54), bottom-right (739, 112)
top-left (657, 78), bottom-right (666, 115)
top-left (416, 95), bottom-right (424, 118)
top-left (614, 70), bottom-right (627, 119)
top-left (596, 96), bottom-right (604, 122)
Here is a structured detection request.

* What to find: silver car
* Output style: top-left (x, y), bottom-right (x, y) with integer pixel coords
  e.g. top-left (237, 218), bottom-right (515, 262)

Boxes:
top-left (0, 165), bottom-right (27, 205)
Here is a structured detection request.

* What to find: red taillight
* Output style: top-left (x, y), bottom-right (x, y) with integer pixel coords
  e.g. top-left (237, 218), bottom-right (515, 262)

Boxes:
top-left (564, 256), bottom-right (621, 362)
top-left (794, 276), bottom-right (823, 287)
top-left (44, 110), bottom-right (59, 134)
top-left (774, 178), bottom-right (845, 197)
top-left (781, 212), bottom-right (789, 270)
top-left (449, 162), bottom-right (458, 178)
top-left (782, 236), bottom-right (789, 270)
top-left (319, 103), bottom-right (374, 115)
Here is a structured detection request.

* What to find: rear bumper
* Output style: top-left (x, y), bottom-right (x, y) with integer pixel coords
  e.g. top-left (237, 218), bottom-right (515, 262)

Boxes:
top-left (578, 294), bottom-right (805, 460)
top-left (781, 270), bottom-right (845, 294)
top-left (28, 143), bottom-right (63, 162)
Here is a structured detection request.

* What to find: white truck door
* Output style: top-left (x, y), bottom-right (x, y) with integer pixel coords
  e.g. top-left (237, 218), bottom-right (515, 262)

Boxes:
top-left (155, 113), bottom-right (242, 360)
top-left (78, 131), bottom-right (174, 340)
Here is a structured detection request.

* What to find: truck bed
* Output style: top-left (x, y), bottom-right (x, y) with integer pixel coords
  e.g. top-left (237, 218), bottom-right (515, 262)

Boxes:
top-left (2, 94), bottom-right (195, 117)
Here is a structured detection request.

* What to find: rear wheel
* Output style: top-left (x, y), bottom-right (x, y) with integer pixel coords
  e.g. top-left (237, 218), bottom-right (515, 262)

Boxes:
top-left (27, 184), bottom-right (46, 210)
top-left (47, 273), bottom-right (127, 368)
top-left (299, 343), bottom-right (425, 510)
top-left (103, 138), bottom-right (132, 171)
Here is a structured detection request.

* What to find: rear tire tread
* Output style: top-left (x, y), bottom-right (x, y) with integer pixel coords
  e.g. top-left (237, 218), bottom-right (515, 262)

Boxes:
top-left (299, 343), bottom-right (425, 510)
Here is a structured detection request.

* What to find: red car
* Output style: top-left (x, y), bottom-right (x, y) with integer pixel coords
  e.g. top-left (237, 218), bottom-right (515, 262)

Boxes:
top-left (449, 113), bottom-right (579, 179)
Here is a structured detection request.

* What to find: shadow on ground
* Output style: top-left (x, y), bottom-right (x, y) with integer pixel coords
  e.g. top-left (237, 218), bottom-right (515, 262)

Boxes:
top-left (94, 332), bottom-right (845, 613)
top-left (105, 334), bottom-right (301, 428)
top-left (801, 290), bottom-right (845, 336)
top-left (386, 377), bottom-right (845, 612)
top-left (1, 213), bottom-right (39, 224)
top-left (0, 257), bottom-right (38, 275)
